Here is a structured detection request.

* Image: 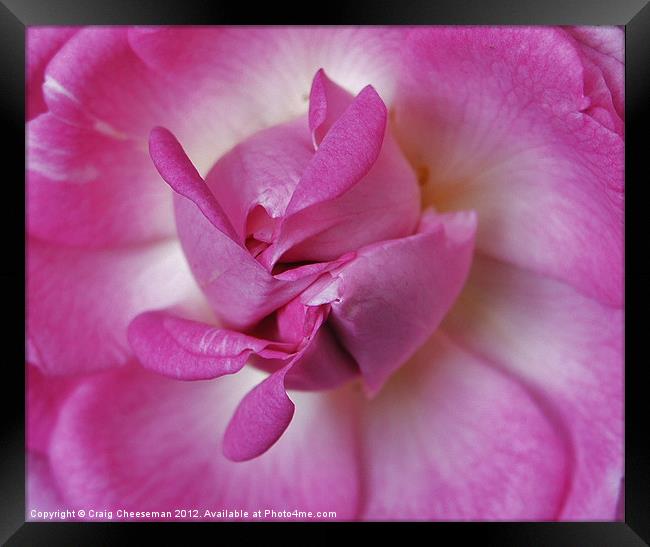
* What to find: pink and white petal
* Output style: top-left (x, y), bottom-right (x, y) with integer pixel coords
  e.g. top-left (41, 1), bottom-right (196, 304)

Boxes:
top-left (130, 27), bottom-right (406, 104)
top-left (128, 27), bottom-right (408, 171)
top-left (27, 452), bottom-right (68, 518)
top-left (27, 114), bottom-right (175, 247)
top-left (269, 123), bottom-right (421, 265)
top-left (272, 288), bottom-right (324, 344)
top-left (49, 365), bottom-right (362, 519)
top-left (27, 364), bottom-right (78, 453)
top-left (129, 300), bottom-right (355, 463)
top-left (27, 238), bottom-right (201, 375)
top-left (442, 255), bottom-right (623, 519)
top-left (284, 85), bottom-right (387, 216)
top-left (149, 126), bottom-right (239, 241)
top-left (309, 68), bottom-right (354, 147)
top-left (155, 125), bottom-right (340, 328)
top-left (203, 117), bottom-right (313, 240)
top-left (223, 363), bottom-right (295, 462)
top-left (205, 105), bottom-right (420, 266)
top-left (128, 310), bottom-right (292, 381)
top-left (328, 210), bottom-right (476, 394)
top-left (393, 27), bottom-right (623, 307)
top-left (565, 26), bottom-right (624, 126)
top-left (223, 300), bottom-right (357, 461)
top-left (174, 193), bottom-right (353, 329)
top-left (566, 26), bottom-right (624, 63)
top-left (283, 322), bottom-right (359, 391)
top-left (27, 27), bottom-right (78, 120)
top-left (252, 296), bottom-right (359, 391)
top-left (360, 332), bottom-right (568, 520)
top-left (258, 69), bottom-right (416, 266)
top-left (43, 27), bottom-right (181, 140)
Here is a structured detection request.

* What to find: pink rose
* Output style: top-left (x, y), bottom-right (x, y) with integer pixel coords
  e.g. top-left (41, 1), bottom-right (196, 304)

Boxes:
top-left (27, 26), bottom-right (623, 520)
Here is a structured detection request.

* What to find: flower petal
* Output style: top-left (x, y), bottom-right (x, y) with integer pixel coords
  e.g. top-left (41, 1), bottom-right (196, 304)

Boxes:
top-left (43, 28), bottom-right (176, 139)
top-left (148, 125), bottom-right (336, 328)
top-left (49, 365), bottom-right (361, 519)
top-left (128, 310), bottom-right (293, 381)
top-left (328, 209), bottom-right (476, 393)
top-left (149, 126), bottom-right (239, 241)
top-left (27, 364), bottom-right (77, 453)
top-left (222, 302), bottom-right (358, 460)
top-left (269, 129), bottom-right (421, 264)
top-left (308, 68), bottom-right (353, 147)
top-left (393, 27), bottom-right (623, 307)
top-left (129, 27), bottom-right (408, 171)
top-left (27, 114), bottom-right (175, 247)
top-left (27, 452), bottom-right (67, 517)
top-left (222, 363), bottom-right (295, 462)
top-left (250, 296), bottom-right (360, 391)
top-left (27, 238), bottom-right (201, 375)
top-left (202, 117), bottom-right (312, 240)
top-left (442, 255), bottom-right (623, 519)
top-left (285, 85), bottom-right (387, 216)
top-left (282, 321), bottom-right (359, 391)
top-left (204, 103), bottom-right (420, 266)
top-left (27, 27), bottom-right (78, 120)
top-left (565, 26), bottom-right (624, 133)
top-left (173, 177), bottom-right (354, 329)
top-left (360, 332), bottom-right (568, 520)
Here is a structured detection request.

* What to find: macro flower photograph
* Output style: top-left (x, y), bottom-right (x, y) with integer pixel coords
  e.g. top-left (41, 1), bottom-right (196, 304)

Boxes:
top-left (25, 26), bottom-right (624, 521)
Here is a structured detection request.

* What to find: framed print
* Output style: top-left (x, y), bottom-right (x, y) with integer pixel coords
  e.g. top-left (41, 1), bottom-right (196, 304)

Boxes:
top-left (3, 0), bottom-right (648, 544)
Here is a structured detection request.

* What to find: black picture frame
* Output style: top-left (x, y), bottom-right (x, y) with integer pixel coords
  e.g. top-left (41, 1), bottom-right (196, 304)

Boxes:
top-left (3, 0), bottom-right (648, 544)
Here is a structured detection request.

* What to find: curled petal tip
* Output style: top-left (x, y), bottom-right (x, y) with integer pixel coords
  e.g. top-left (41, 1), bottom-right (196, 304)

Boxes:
top-left (149, 125), bottom-right (240, 242)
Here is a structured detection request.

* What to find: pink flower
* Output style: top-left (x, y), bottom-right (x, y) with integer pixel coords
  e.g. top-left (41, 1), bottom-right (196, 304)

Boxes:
top-left (27, 26), bottom-right (623, 521)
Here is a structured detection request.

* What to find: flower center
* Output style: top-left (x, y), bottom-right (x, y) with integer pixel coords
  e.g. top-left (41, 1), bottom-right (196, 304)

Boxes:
top-left (138, 68), bottom-right (476, 460)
